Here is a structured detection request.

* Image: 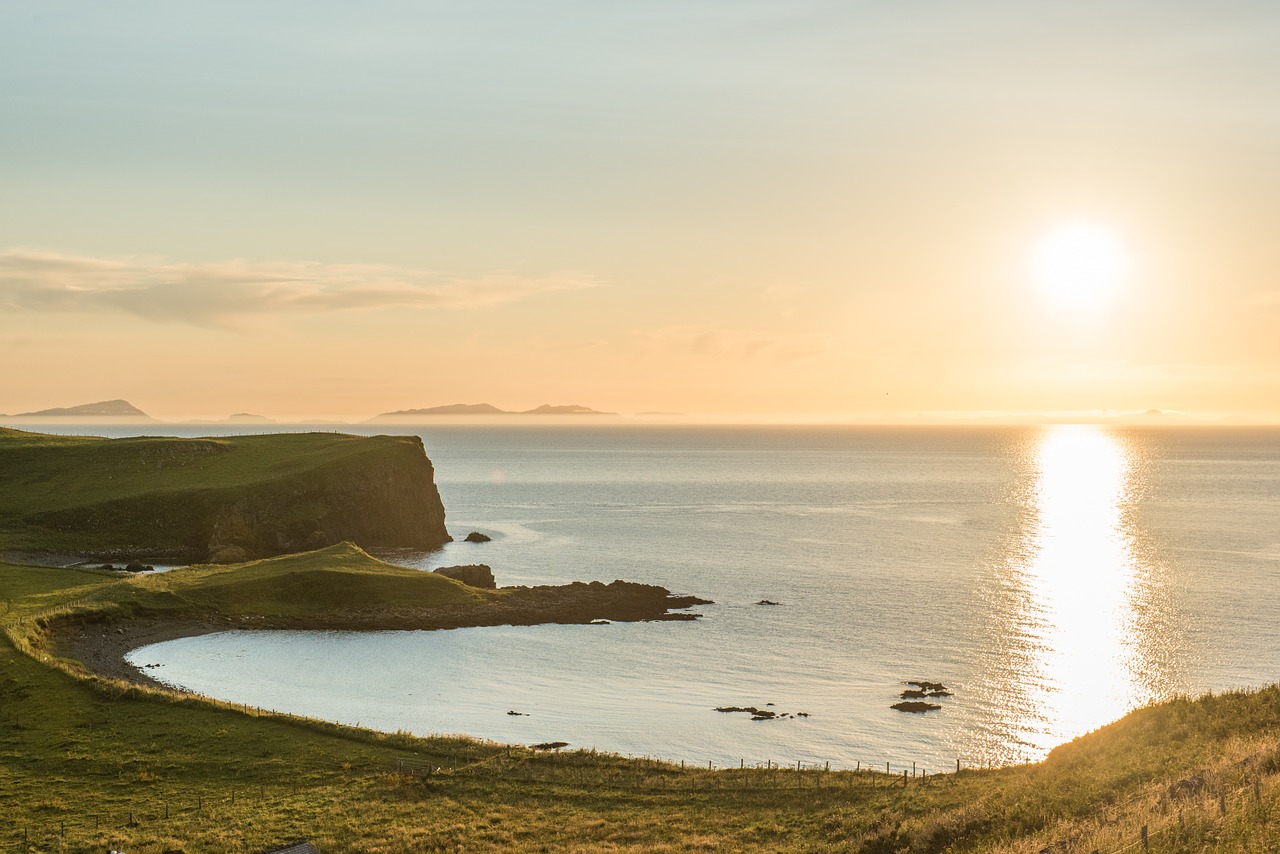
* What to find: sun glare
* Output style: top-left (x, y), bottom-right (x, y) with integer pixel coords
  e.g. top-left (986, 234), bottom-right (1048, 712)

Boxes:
top-left (1032, 222), bottom-right (1129, 309)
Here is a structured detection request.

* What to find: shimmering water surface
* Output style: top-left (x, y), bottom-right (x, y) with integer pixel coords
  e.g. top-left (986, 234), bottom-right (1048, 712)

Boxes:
top-left (115, 424), bottom-right (1279, 769)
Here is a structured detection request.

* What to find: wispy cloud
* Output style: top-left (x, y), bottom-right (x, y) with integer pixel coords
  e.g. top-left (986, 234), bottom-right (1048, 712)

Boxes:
top-left (0, 249), bottom-right (599, 328)
top-left (637, 325), bottom-right (828, 363)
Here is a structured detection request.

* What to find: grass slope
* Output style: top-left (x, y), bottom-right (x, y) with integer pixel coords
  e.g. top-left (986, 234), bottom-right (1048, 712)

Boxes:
top-left (1, 560), bottom-right (1278, 851)
top-left (0, 427), bottom-right (447, 559)
top-left (6, 543), bottom-right (487, 627)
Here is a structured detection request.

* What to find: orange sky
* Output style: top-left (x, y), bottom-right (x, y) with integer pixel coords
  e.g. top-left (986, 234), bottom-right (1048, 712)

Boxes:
top-left (2, 3), bottom-right (1278, 422)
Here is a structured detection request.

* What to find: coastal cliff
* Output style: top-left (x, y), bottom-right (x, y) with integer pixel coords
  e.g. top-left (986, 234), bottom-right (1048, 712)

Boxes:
top-left (0, 428), bottom-right (450, 562)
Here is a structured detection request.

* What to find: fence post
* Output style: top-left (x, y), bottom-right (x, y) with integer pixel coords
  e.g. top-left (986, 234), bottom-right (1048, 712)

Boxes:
top-left (956, 758), bottom-right (960, 773)
top-left (1220, 793), bottom-right (1226, 815)
top-left (1141, 825), bottom-right (1148, 849)
top-left (902, 769), bottom-right (907, 787)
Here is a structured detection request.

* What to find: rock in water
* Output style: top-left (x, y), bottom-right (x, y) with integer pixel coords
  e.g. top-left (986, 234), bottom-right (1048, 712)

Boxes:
top-left (891, 701), bottom-right (942, 713)
top-left (464, 531), bottom-right (492, 543)
top-left (434, 564), bottom-right (496, 589)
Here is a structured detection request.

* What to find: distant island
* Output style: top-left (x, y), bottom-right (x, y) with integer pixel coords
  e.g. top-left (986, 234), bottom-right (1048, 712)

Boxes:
top-left (0, 399), bottom-right (156, 422)
top-left (371, 402), bottom-right (618, 420)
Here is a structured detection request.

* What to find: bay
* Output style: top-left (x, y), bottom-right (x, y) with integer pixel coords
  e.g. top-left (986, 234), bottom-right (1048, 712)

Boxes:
top-left (114, 424), bottom-right (1280, 769)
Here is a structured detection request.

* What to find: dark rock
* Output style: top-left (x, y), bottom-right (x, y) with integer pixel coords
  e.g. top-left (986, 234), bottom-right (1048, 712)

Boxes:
top-left (464, 531), bottom-right (492, 543)
top-left (433, 564), bottom-right (496, 589)
top-left (507, 710), bottom-right (526, 716)
top-left (756, 599), bottom-right (780, 606)
top-left (900, 689), bottom-right (928, 699)
top-left (531, 741), bottom-right (569, 751)
top-left (891, 701), bottom-right (942, 713)
top-left (715, 705), bottom-right (786, 721)
top-left (123, 562), bottom-right (153, 573)
top-left (907, 680), bottom-right (948, 692)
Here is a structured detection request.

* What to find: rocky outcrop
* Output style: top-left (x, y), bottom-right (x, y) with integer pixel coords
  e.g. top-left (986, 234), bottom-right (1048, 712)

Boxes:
top-left (434, 564), bottom-right (496, 589)
top-left (203, 436), bottom-right (450, 561)
top-left (463, 531), bottom-right (492, 543)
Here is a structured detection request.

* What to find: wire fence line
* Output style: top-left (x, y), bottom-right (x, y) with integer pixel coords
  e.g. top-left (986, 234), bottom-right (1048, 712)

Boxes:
top-left (6, 738), bottom-right (1274, 852)
top-left (3, 749), bottom-right (960, 852)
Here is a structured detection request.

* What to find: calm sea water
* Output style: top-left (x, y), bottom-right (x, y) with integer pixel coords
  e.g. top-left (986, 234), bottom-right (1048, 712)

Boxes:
top-left (107, 424), bottom-right (1279, 770)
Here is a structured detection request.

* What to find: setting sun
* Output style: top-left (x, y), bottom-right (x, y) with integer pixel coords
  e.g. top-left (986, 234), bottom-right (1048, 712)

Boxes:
top-left (1032, 222), bottom-right (1130, 310)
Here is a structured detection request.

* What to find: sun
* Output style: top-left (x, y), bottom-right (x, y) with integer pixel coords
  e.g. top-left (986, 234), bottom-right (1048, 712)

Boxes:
top-left (1031, 222), bottom-right (1129, 309)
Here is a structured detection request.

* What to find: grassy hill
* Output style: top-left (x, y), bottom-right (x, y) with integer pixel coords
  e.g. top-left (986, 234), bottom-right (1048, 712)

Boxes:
top-left (20, 543), bottom-right (487, 626)
top-left (0, 427), bottom-right (450, 562)
top-left (0, 557), bottom-right (1277, 851)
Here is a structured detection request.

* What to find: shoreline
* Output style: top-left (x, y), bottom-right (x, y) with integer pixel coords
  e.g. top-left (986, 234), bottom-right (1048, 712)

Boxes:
top-left (49, 581), bottom-right (712, 691)
top-left (51, 616), bottom-right (238, 689)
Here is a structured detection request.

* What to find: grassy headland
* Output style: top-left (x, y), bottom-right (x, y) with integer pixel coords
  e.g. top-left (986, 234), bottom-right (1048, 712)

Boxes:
top-left (0, 427), bottom-right (450, 562)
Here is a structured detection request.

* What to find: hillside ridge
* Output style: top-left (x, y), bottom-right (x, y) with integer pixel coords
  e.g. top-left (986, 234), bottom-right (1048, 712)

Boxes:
top-left (0, 428), bottom-right (450, 562)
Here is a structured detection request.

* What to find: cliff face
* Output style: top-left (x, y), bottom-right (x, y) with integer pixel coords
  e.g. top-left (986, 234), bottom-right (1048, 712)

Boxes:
top-left (0, 430), bottom-right (451, 562)
top-left (204, 436), bottom-right (450, 562)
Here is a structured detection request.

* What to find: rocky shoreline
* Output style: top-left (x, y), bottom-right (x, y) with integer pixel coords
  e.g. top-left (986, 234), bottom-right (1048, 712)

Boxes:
top-left (50, 580), bottom-right (713, 690)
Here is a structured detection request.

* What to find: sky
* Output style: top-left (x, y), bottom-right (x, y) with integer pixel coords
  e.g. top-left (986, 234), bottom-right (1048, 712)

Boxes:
top-left (2, 1), bottom-right (1278, 421)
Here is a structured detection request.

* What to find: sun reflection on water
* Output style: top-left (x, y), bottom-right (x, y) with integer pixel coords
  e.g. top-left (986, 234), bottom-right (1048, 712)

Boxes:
top-left (1011, 425), bottom-right (1157, 753)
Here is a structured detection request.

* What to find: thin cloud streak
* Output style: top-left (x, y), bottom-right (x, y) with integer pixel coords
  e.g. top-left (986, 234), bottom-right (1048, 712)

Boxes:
top-left (637, 325), bottom-right (829, 364)
top-left (0, 249), bottom-right (599, 328)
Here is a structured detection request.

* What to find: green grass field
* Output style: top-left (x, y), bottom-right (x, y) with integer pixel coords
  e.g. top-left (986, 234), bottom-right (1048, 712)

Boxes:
top-left (0, 427), bottom-right (448, 559)
top-left (49, 543), bottom-right (487, 621)
top-left (2, 558), bottom-right (1279, 852)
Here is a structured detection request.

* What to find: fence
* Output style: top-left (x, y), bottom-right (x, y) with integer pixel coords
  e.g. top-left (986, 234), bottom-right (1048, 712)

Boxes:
top-left (6, 739), bottom-right (1275, 853)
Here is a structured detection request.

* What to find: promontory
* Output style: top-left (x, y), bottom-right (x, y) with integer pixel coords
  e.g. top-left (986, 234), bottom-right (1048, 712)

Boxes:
top-left (0, 427), bottom-right (450, 564)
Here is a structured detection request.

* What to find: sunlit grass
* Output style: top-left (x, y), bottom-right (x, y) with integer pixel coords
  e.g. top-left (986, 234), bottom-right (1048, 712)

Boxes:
top-left (2, 560), bottom-right (1279, 851)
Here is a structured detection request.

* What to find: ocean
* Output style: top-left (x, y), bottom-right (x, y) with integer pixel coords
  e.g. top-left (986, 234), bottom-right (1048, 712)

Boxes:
top-left (105, 423), bottom-right (1279, 771)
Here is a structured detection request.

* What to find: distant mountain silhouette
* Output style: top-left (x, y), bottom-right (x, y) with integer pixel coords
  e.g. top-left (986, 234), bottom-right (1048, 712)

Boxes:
top-left (379, 403), bottom-right (510, 417)
top-left (374, 402), bottom-right (616, 418)
top-left (5, 399), bottom-right (152, 419)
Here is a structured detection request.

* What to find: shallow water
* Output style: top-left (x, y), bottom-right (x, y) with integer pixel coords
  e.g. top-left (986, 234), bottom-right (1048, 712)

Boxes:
top-left (118, 424), bottom-right (1279, 769)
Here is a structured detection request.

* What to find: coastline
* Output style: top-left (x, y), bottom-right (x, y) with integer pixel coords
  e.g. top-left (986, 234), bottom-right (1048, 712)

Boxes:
top-left (49, 580), bottom-right (712, 691)
top-left (51, 616), bottom-right (237, 689)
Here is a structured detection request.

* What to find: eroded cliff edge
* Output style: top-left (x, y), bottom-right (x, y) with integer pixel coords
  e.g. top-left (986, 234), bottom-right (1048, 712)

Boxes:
top-left (0, 428), bottom-right (451, 562)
